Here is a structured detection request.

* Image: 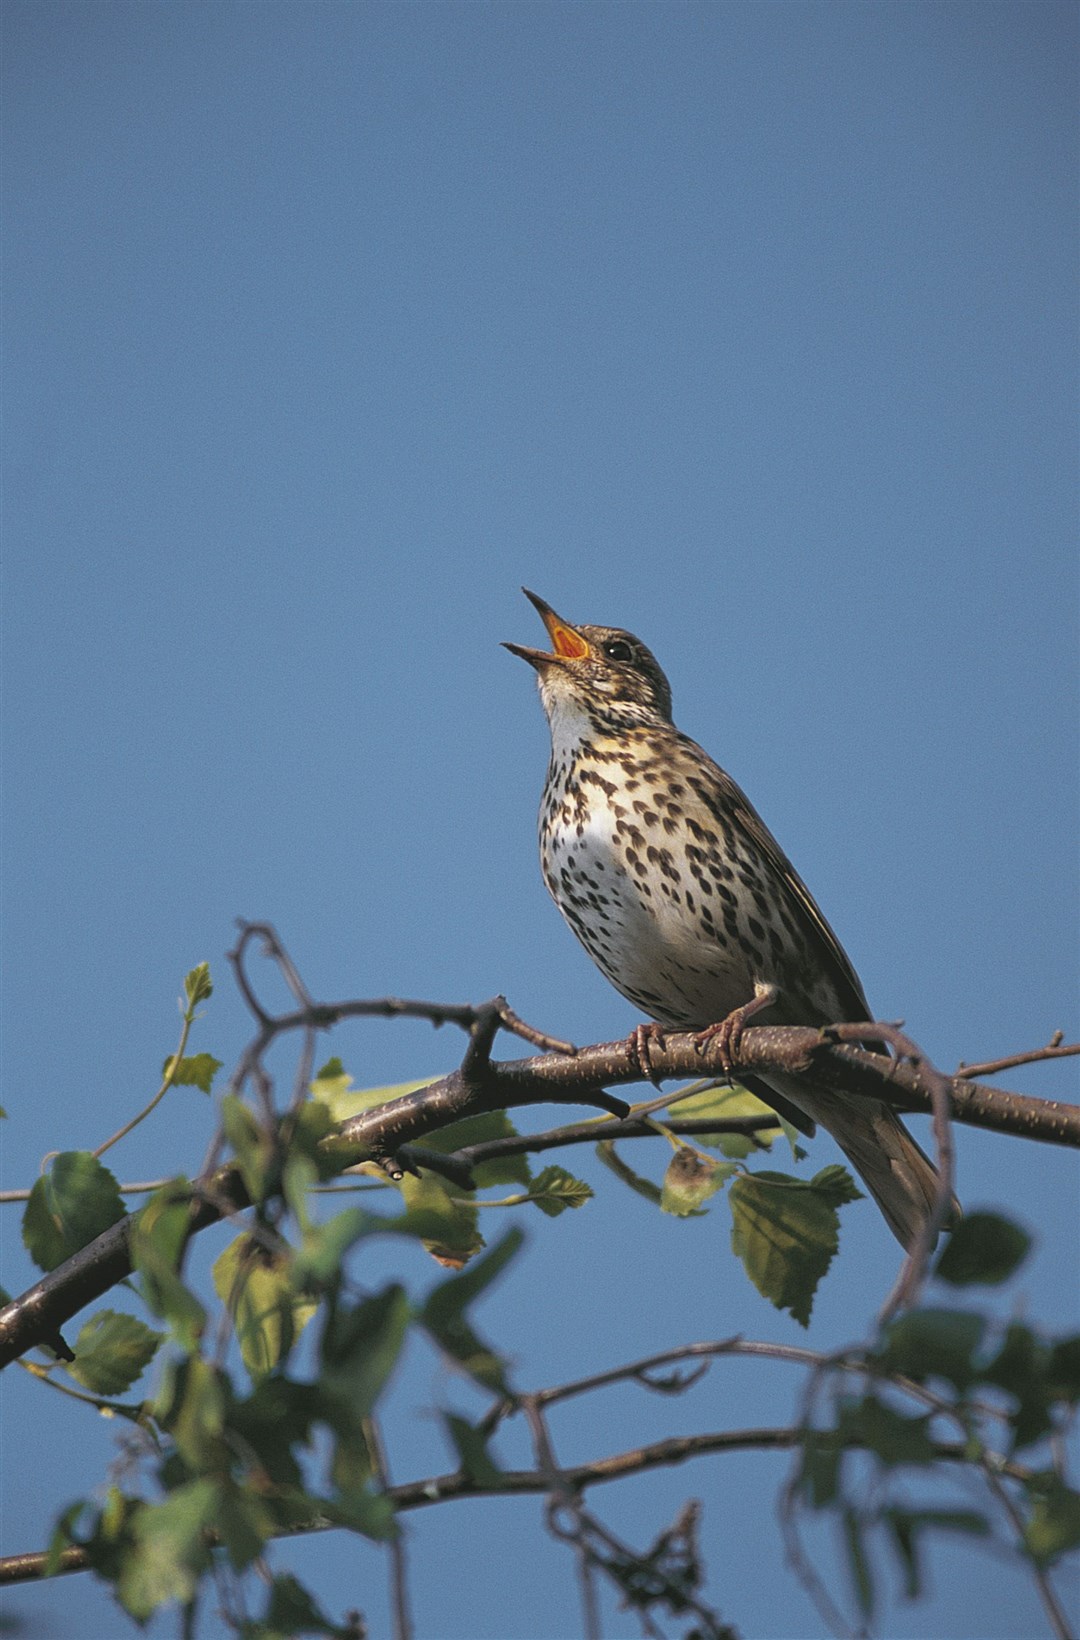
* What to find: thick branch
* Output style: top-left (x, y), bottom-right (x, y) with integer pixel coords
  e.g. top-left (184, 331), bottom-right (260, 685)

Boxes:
top-left (329, 1025), bottom-right (1079, 1153)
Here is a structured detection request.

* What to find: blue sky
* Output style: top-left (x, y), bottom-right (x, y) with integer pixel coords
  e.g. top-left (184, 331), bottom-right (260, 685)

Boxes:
top-left (2, 4), bottom-right (1077, 1637)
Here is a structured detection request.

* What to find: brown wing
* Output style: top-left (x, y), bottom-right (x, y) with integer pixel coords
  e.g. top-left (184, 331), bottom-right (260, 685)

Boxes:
top-left (678, 735), bottom-right (874, 1024)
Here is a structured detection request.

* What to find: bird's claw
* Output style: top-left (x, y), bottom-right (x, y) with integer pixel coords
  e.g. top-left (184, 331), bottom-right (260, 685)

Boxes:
top-left (627, 1022), bottom-right (667, 1088)
top-left (692, 983), bottom-right (779, 1079)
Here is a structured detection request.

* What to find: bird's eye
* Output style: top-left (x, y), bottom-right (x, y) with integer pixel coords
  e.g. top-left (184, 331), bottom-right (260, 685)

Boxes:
top-left (603, 639), bottom-right (634, 663)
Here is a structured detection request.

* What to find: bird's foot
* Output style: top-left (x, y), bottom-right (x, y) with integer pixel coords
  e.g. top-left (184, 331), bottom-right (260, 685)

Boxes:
top-left (693, 982), bottom-right (779, 1077)
top-left (626, 1021), bottom-right (668, 1088)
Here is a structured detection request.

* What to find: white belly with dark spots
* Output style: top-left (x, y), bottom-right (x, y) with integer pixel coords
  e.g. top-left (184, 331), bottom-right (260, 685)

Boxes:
top-left (541, 803), bottom-right (755, 1028)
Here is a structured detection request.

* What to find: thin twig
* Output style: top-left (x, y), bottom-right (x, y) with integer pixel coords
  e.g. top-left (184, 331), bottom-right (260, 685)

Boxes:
top-left (520, 1394), bottom-right (602, 1640)
top-left (363, 1416), bottom-right (413, 1640)
top-left (956, 1039), bottom-right (1078, 1080)
top-left (0, 1425), bottom-right (1036, 1587)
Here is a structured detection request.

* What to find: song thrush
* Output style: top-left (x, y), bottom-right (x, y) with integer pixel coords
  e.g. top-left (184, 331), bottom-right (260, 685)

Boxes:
top-left (505, 589), bottom-right (944, 1249)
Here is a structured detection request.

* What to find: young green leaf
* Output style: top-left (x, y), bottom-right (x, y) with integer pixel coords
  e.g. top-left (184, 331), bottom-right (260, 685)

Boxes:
top-left (22, 1152), bottom-right (126, 1272)
top-left (162, 1052), bottom-right (223, 1095)
top-left (183, 963), bottom-right (213, 1010)
top-left (526, 1164), bottom-right (593, 1217)
top-left (68, 1309), bottom-right (165, 1396)
top-left (808, 1164), bottom-right (864, 1206)
top-left (883, 1509), bottom-right (922, 1602)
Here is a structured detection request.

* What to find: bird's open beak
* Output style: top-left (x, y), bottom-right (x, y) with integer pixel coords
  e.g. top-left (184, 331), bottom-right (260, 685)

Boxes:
top-left (503, 588), bottom-right (590, 668)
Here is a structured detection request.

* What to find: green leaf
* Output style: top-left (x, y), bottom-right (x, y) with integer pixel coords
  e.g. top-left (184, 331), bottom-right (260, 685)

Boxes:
top-left (247, 1573), bottom-right (361, 1640)
top-left (45, 1499), bottom-right (98, 1576)
top-left (417, 1109), bottom-right (532, 1189)
top-left (22, 1152), bottom-right (126, 1272)
top-left (901, 1508), bottom-right (990, 1537)
top-left (666, 1081), bottom-right (785, 1158)
top-left (68, 1309), bottom-right (164, 1396)
top-left (878, 1308), bottom-right (987, 1391)
top-left (292, 1202), bottom-right (458, 1290)
top-left (796, 1430), bottom-right (843, 1508)
top-left (230, 1377), bottom-right (323, 1490)
top-left (183, 963), bottom-right (213, 1009)
top-left (398, 1169), bottom-right (483, 1269)
top-left (884, 1509), bottom-right (921, 1601)
top-left (163, 1052), bottom-right (222, 1094)
top-left (526, 1164), bottom-right (593, 1217)
top-left (319, 1284), bottom-right (410, 1422)
top-left (1047, 1335), bottom-right (1080, 1402)
top-left (214, 1482), bottom-right (273, 1571)
top-left (882, 1509), bottom-right (991, 1602)
top-left (660, 1148), bottom-right (735, 1216)
top-left (421, 1229), bottom-right (522, 1393)
top-left (221, 1094), bottom-right (276, 1205)
top-left (1024, 1477), bottom-right (1080, 1565)
top-left (934, 1212), bottom-right (1032, 1287)
top-left (320, 1485), bottom-right (397, 1541)
top-left (294, 1207), bottom-right (376, 1288)
top-left (212, 1236), bottom-right (318, 1378)
top-left (728, 1169), bottom-right (858, 1326)
top-left (837, 1394), bottom-right (936, 1465)
top-left (130, 1183), bottom-right (207, 1349)
top-left (153, 1354), bottom-right (230, 1471)
top-left (595, 1139), bottom-right (662, 1205)
top-left (443, 1411), bottom-right (504, 1486)
top-left (311, 1065), bottom-right (438, 1123)
top-left (981, 1323), bottom-right (1053, 1450)
top-left (117, 1478), bottom-right (218, 1619)
top-left (808, 1164), bottom-right (864, 1206)
top-left (842, 1506), bottom-right (875, 1621)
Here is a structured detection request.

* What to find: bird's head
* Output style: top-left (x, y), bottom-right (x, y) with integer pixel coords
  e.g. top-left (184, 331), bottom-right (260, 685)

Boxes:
top-left (504, 589), bottom-right (674, 731)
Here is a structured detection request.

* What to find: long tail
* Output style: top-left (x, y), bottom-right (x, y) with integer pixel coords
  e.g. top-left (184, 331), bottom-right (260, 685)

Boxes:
top-left (764, 1074), bottom-right (955, 1250)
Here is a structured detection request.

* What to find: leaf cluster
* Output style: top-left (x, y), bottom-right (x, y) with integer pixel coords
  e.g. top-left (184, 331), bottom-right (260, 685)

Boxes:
top-left (793, 1212), bottom-right (1080, 1625)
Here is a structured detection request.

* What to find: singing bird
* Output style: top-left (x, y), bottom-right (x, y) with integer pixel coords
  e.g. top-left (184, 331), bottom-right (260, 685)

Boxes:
top-left (505, 589), bottom-right (946, 1249)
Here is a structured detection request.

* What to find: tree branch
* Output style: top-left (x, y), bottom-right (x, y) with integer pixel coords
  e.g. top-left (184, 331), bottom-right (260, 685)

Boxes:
top-left (0, 1426), bottom-right (1038, 1588)
top-left (1, 1012), bottom-right (1075, 1370)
